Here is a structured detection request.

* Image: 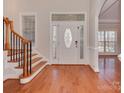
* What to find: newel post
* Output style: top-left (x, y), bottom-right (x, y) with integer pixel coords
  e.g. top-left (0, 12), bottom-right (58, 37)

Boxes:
top-left (9, 20), bottom-right (14, 31)
top-left (4, 17), bottom-right (10, 50)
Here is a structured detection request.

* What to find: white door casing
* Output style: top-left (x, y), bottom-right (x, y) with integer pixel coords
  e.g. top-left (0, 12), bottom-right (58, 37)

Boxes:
top-left (50, 13), bottom-right (88, 64)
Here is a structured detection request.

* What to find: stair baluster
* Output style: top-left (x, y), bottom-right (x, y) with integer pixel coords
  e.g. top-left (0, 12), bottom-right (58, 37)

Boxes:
top-left (27, 43), bottom-right (29, 75)
top-left (18, 38), bottom-right (21, 67)
top-left (30, 42), bottom-right (32, 74)
top-left (4, 17), bottom-right (32, 78)
top-left (10, 31), bottom-right (12, 61)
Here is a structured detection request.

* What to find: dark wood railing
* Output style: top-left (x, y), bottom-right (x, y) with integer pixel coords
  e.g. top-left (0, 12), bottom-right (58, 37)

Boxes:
top-left (4, 17), bottom-right (32, 77)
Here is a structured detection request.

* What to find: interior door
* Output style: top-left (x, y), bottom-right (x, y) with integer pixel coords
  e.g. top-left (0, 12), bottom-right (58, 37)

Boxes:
top-left (58, 24), bottom-right (79, 64)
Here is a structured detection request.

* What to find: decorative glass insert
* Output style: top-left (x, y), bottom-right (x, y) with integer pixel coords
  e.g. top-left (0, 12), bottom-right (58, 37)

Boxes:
top-left (80, 25), bottom-right (83, 59)
top-left (64, 28), bottom-right (72, 48)
top-left (52, 25), bottom-right (57, 59)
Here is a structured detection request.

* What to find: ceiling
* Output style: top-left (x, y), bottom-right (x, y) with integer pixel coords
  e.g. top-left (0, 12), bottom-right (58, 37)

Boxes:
top-left (99, 0), bottom-right (121, 23)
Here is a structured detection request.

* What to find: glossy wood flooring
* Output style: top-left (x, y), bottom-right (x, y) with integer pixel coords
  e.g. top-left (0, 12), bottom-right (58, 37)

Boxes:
top-left (4, 56), bottom-right (121, 93)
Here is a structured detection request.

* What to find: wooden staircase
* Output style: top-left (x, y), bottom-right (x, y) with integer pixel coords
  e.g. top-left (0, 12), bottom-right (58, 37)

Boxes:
top-left (3, 17), bottom-right (48, 84)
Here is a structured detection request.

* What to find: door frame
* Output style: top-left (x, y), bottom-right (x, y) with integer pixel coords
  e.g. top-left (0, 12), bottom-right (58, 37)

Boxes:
top-left (49, 12), bottom-right (88, 64)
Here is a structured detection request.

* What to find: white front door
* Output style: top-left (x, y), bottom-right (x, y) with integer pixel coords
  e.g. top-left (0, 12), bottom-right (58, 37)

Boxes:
top-left (51, 22), bottom-right (86, 64)
top-left (58, 24), bottom-right (79, 64)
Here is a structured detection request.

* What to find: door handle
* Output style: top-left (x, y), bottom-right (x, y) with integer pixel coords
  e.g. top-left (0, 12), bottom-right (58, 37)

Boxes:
top-left (75, 41), bottom-right (78, 48)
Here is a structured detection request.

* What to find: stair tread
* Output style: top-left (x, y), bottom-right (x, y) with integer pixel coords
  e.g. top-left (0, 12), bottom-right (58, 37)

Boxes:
top-left (32, 61), bottom-right (47, 72)
top-left (19, 61), bottom-right (47, 78)
top-left (8, 49), bottom-right (30, 51)
top-left (32, 53), bottom-right (38, 56)
top-left (15, 59), bottom-right (45, 69)
top-left (32, 57), bottom-right (42, 64)
top-left (7, 51), bottom-right (36, 56)
top-left (15, 56), bottom-right (42, 68)
top-left (27, 53), bottom-right (38, 58)
top-left (8, 53), bottom-right (38, 62)
top-left (8, 58), bottom-right (23, 62)
top-left (7, 51), bottom-right (24, 56)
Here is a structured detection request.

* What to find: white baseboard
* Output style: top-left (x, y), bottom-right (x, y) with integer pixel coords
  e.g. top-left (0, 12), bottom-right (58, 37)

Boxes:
top-left (90, 64), bottom-right (99, 72)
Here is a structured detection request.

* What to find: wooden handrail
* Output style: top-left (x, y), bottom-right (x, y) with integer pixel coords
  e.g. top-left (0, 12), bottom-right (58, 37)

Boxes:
top-left (3, 17), bottom-right (10, 24)
top-left (12, 30), bottom-right (31, 43)
top-left (9, 20), bottom-right (31, 43)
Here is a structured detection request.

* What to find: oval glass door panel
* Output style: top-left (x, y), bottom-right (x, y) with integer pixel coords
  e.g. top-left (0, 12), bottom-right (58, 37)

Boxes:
top-left (64, 28), bottom-right (72, 48)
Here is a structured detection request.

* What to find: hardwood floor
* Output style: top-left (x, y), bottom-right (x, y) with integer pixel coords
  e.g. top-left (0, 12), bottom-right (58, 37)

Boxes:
top-left (4, 56), bottom-right (121, 93)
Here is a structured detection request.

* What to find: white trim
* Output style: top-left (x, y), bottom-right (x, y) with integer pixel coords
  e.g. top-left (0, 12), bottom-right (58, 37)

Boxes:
top-left (31, 59), bottom-right (44, 68)
top-left (89, 47), bottom-right (98, 50)
top-left (19, 12), bottom-right (37, 50)
top-left (90, 65), bottom-right (99, 72)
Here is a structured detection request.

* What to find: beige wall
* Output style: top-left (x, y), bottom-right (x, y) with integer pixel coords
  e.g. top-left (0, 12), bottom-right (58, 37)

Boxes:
top-left (4, 0), bottom-right (90, 60)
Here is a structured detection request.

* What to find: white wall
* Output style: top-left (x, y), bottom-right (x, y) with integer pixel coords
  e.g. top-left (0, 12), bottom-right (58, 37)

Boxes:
top-left (4, 0), bottom-right (90, 62)
top-left (97, 0), bottom-right (106, 15)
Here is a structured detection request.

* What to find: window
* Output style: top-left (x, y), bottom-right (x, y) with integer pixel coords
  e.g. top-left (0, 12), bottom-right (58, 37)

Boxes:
top-left (98, 31), bottom-right (104, 52)
top-left (98, 31), bottom-right (117, 53)
top-left (21, 14), bottom-right (36, 46)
